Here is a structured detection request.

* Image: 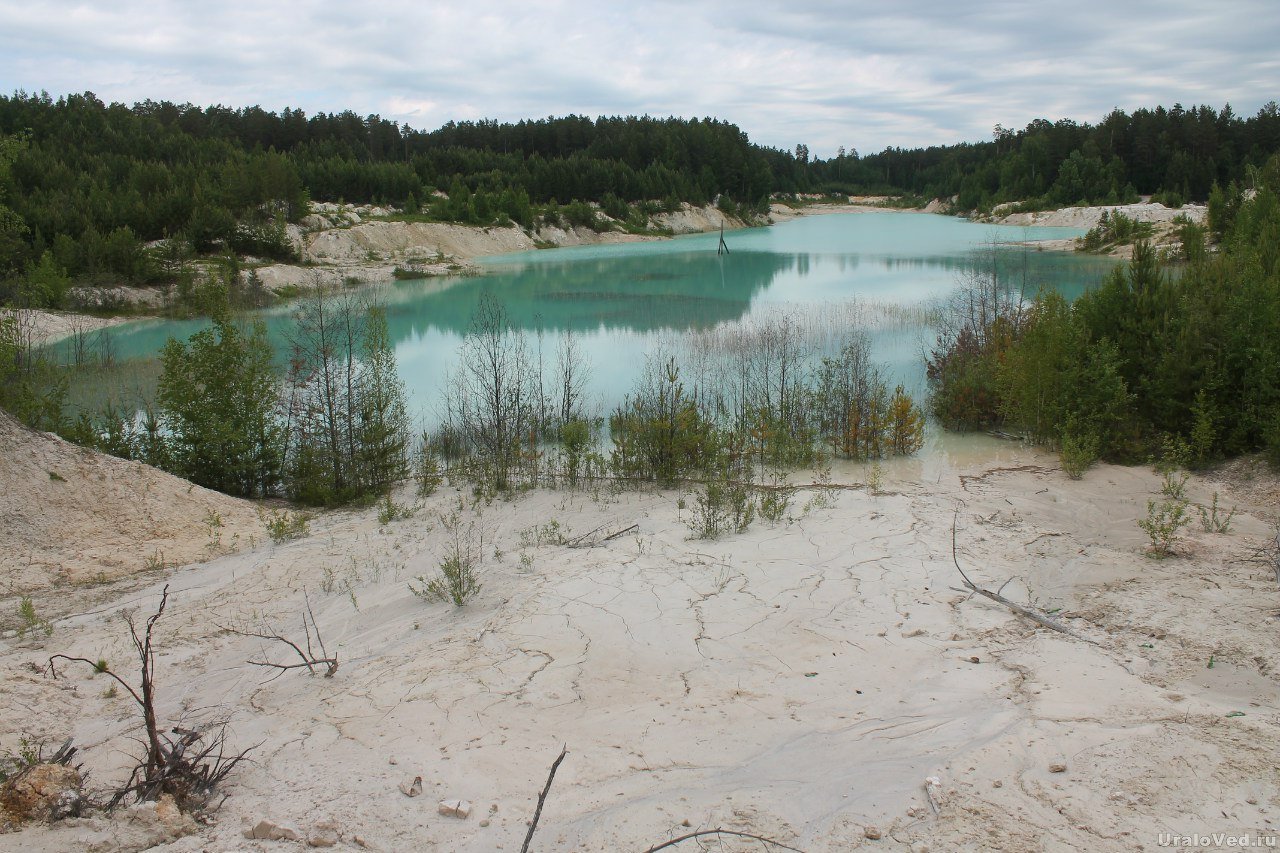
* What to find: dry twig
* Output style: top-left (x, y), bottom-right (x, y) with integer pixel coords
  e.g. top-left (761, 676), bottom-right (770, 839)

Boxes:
top-left (46, 585), bottom-right (251, 809)
top-left (520, 745), bottom-right (568, 853)
top-left (567, 523), bottom-right (638, 548)
top-left (949, 510), bottom-right (1098, 645)
top-left (643, 828), bottom-right (805, 852)
top-left (222, 592), bottom-right (337, 680)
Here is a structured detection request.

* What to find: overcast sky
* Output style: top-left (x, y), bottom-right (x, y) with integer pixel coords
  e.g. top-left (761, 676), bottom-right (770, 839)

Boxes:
top-left (1, 1), bottom-right (1276, 157)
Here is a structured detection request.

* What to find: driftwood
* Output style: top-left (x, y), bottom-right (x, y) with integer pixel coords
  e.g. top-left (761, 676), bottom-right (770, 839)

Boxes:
top-left (47, 585), bottom-right (251, 809)
top-left (222, 592), bottom-right (337, 680)
top-left (644, 829), bottom-right (805, 852)
top-left (1245, 525), bottom-right (1280, 586)
top-left (567, 523), bottom-right (638, 548)
top-left (950, 511), bottom-right (1098, 645)
top-left (520, 745), bottom-right (568, 853)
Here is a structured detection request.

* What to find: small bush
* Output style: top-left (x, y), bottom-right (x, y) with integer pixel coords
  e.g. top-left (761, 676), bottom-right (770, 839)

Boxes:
top-left (1160, 470), bottom-right (1189, 502)
top-left (1139, 498), bottom-right (1191, 557)
top-left (1197, 492), bottom-right (1237, 534)
top-left (377, 493), bottom-right (415, 525)
top-left (758, 472), bottom-right (794, 524)
top-left (17, 597), bottom-right (52, 638)
top-left (686, 479), bottom-right (755, 540)
top-left (1060, 427), bottom-right (1100, 480)
top-left (263, 510), bottom-right (310, 543)
top-left (518, 519), bottom-right (568, 547)
top-left (415, 434), bottom-right (444, 496)
top-left (410, 506), bottom-right (483, 606)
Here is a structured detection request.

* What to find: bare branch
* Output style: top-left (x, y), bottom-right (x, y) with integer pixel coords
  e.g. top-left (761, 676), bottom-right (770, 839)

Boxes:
top-left (950, 511), bottom-right (1097, 645)
top-left (643, 828), bottom-right (806, 852)
top-left (520, 745), bottom-right (568, 853)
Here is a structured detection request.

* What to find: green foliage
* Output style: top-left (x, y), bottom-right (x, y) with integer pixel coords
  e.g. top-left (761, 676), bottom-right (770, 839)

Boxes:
top-left (414, 433), bottom-right (444, 496)
top-left (1197, 492), bottom-right (1237, 534)
top-left (758, 472), bottom-right (794, 524)
top-left (1139, 498), bottom-right (1191, 558)
top-left (686, 478), bottom-right (756, 539)
top-left (558, 418), bottom-right (592, 487)
top-left (377, 493), bottom-right (416, 525)
top-left (262, 510), bottom-right (310, 543)
top-left (19, 251), bottom-right (71, 308)
top-left (410, 505), bottom-right (482, 606)
top-left (610, 355), bottom-right (719, 484)
top-left (518, 519), bottom-right (568, 547)
top-left (16, 596), bottom-right (52, 638)
top-left (960, 170), bottom-right (1280, 467)
top-left (926, 267), bottom-right (1023, 431)
top-left (158, 292), bottom-right (282, 497)
top-left (1059, 423), bottom-right (1100, 479)
top-left (284, 291), bottom-right (410, 504)
top-left (1078, 210), bottom-right (1154, 252)
top-left (0, 733), bottom-right (45, 785)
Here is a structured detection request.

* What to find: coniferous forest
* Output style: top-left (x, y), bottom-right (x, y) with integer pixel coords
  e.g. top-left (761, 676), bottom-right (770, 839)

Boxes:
top-left (1, 91), bottom-right (1279, 298)
top-left (1, 91), bottom-right (1279, 503)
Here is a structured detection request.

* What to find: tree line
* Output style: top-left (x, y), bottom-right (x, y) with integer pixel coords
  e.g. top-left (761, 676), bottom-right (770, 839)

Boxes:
top-left (801, 102), bottom-right (1280, 210)
top-left (5, 92), bottom-right (1280, 309)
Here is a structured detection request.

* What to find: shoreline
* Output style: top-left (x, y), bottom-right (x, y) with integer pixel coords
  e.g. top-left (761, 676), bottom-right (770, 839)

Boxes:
top-left (18, 197), bottom-right (1190, 343)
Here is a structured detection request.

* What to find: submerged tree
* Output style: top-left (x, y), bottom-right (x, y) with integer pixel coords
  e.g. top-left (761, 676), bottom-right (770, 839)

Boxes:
top-left (283, 287), bottom-right (409, 504)
top-left (446, 294), bottom-right (539, 491)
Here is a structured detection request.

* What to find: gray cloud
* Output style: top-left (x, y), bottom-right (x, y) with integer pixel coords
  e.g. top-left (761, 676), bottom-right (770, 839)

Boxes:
top-left (1, 0), bottom-right (1276, 156)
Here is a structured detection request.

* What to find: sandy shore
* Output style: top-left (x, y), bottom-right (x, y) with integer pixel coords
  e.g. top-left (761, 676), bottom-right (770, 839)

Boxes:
top-left (2, 417), bottom-right (1276, 851)
top-left (2, 308), bottom-right (134, 347)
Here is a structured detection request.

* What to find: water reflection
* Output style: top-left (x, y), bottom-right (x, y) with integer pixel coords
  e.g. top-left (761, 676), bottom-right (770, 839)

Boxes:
top-left (54, 213), bottom-right (1116, 429)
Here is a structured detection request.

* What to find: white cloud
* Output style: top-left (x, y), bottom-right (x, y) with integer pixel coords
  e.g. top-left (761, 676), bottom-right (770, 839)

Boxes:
top-left (0, 0), bottom-right (1276, 156)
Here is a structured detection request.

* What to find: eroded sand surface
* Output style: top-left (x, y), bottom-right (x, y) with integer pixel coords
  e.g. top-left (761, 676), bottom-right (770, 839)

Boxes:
top-left (1, 433), bottom-right (1277, 851)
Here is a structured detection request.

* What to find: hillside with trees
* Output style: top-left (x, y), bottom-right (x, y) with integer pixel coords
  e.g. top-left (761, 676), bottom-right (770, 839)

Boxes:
top-left (2, 93), bottom-right (1280, 308)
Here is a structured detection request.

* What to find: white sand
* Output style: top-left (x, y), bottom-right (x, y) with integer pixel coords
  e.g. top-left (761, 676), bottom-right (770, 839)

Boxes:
top-left (1, 308), bottom-right (133, 347)
top-left (2, 423), bottom-right (1277, 851)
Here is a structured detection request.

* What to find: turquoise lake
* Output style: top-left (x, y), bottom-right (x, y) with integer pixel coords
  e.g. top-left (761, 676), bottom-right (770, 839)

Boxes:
top-left (60, 212), bottom-right (1116, 430)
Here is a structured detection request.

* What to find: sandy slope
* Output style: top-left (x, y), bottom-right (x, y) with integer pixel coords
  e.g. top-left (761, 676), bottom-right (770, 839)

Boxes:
top-left (1, 438), bottom-right (1276, 851)
top-left (0, 411), bottom-right (261, 601)
top-left (253, 203), bottom-right (748, 293)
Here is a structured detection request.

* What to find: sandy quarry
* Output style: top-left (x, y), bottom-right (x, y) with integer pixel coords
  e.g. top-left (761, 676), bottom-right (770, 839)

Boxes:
top-left (1, 412), bottom-right (1277, 851)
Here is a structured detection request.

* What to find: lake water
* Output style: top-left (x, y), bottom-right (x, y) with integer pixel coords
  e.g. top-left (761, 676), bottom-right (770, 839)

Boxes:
top-left (59, 212), bottom-right (1116, 443)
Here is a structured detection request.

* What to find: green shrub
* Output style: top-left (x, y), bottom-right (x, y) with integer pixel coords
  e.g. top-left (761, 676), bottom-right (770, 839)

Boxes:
top-left (1138, 498), bottom-right (1191, 557)
top-left (1197, 493), bottom-right (1237, 534)
top-left (410, 506), bottom-right (482, 606)
top-left (758, 472), bottom-right (794, 524)
top-left (1059, 425), bottom-right (1100, 480)
top-left (686, 478), bottom-right (755, 540)
top-left (263, 510), bottom-right (310, 543)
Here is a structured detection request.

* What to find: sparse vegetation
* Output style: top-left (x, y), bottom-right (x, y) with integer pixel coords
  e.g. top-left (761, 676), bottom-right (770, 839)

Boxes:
top-left (686, 478), bottom-right (756, 540)
top-left (377, 493), bottom-right (416, 525)
top-left (411, 504), bottom-right (483, 606)
top-left (262, 510), bottom-right (311, 543)
top-left (1139, 498), bottom-right (1192, 557)
top-left (45, 586), bottom-right (250, 811)
top-left (16, 596), bottom-right (52, 638)
top-left (1197, 492), bottom-right (1237, 534)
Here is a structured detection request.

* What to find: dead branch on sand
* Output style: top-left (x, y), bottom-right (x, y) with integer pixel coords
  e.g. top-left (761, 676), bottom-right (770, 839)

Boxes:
top-left (949, 510), bottom-right (1098, 645)
top-left (1243, 524), bottom-right (1280, 586)
top-left (567, 523), bottom-right (638, 548)
top-left (520, 745), bottom-right (567, 853)
top-left (222, 592), bottom-right (338, 680)
top-left (643, 828), bottom-right (806, 852)
top-left (46, 585), bottom-right (251, 810)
